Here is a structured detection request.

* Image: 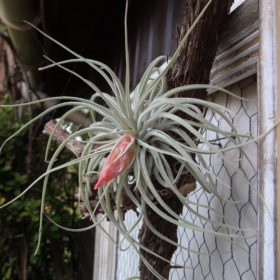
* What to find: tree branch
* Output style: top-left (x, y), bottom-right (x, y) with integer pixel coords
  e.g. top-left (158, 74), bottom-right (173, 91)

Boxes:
top-left (139, 1), bottom-right (234, 279)
top-left (44, 120), bottom-right (85, 157)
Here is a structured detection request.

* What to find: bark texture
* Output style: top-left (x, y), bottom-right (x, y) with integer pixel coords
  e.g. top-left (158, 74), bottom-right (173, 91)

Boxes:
top-left (167, 0), bottom-right (234, 99)
top-left (139, 0), bottom-right (234, 279)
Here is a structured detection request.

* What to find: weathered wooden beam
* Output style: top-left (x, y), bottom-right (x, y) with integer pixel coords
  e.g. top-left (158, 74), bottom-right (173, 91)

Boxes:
top-left (210, 0), bottom-right (258, 92)
top-left (258, 0), bottom-right (279, 279)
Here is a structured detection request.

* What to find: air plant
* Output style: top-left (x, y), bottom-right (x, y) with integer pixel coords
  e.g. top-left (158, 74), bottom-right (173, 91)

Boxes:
top-left (0, 0), bottom-right (261, 279)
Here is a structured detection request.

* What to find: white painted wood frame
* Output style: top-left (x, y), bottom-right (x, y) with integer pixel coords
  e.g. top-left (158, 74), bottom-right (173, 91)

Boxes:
top-left (258, 0), bottom-right (280, 279)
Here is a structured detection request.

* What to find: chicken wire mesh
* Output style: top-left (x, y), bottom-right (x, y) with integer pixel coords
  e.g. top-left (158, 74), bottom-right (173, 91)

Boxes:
top-left (169, 76), bottom-right (258, 280)
top-left (115, 76), bottom-right (258, 280)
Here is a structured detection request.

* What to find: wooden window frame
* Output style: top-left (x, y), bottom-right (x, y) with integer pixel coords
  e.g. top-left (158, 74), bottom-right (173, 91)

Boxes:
top-left (258, 0), bottom-right (280, 279)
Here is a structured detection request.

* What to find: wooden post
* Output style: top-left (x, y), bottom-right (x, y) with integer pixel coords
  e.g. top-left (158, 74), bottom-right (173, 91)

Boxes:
top-left (277, 0), bottom-right (280, 278)
top-left (258, 0), bottom-right (280, 279)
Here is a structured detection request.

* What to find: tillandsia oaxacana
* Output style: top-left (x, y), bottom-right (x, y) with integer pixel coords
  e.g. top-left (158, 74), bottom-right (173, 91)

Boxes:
top-left (0, 0), bottom-right (267, 278)
top-left (94, 133), bottom-right (136, 190)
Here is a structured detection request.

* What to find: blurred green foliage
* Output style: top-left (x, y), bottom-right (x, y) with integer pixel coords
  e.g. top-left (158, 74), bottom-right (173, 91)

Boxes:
top-left (0, 97), bottom-right (82, 280)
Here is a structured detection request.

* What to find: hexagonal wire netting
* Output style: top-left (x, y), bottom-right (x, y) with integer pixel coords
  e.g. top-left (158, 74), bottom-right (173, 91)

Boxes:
top-left (115, 76), bottom-right (258, 280)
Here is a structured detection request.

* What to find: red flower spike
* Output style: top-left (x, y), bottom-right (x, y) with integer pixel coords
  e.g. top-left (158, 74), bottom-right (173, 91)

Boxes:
top-left (94, 133), bottom-right (136, 190)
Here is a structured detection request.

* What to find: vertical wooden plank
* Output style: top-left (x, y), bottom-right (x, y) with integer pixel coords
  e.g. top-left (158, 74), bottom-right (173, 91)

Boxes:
top-left (276, 0), bottom-right (280, 279)
top-left (93, 218), bottom-right (117, 280)
top-left (258, 0), bottom-right (278, 279)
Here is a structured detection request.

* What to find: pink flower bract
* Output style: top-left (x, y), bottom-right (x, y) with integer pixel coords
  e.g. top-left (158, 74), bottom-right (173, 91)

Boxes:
top-left (94, 133), bottom-right (136, 189)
